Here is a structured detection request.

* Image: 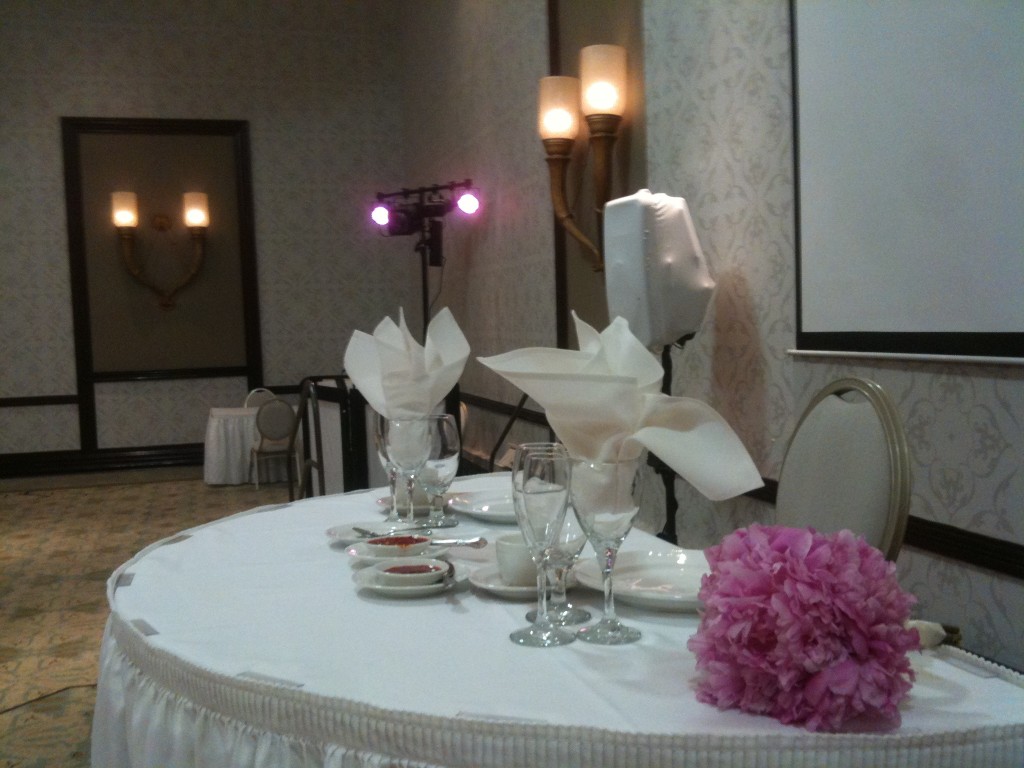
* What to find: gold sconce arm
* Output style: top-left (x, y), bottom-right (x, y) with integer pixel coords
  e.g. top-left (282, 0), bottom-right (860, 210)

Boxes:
top-left (116, 225), bottom-right (206, 310)
top-left (539, 46), bottom-right (626, 274)
top-left (181, 227), bottom-right (207, 291)
top-left (585, 113), bottom-right (621, 247)
top-left (543, 137), bottom-right (603, 272)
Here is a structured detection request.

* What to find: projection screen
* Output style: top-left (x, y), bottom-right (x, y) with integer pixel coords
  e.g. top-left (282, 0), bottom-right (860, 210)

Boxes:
top-left (792, 1), bottom-right (1024, 362)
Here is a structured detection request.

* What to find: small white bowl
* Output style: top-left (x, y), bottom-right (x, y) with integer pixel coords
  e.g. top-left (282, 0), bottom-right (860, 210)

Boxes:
top-left (373, 558), bottom-right (448, 587)
top-left (363, 534), bottom-right (431, 558)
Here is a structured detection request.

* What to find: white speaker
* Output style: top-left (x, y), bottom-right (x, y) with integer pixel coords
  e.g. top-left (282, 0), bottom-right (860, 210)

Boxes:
top-left (603, 189), bottom-right (715, 348)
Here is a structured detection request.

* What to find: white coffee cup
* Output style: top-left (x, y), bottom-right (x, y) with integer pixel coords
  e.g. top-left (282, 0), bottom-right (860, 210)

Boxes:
top-left (495, 532), bottom-right (535, 587)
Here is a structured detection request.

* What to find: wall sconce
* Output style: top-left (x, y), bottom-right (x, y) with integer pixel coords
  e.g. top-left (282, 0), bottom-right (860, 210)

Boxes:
top-left (369, 179), bottom-right (480, 333)
top-left (539, 43), bottom-right (627, 272)
top-left (112, 191), bottom-right (209, 309)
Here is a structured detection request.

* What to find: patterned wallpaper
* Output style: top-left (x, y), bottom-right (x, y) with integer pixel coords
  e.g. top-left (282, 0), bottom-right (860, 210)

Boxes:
top-left (388, 0), bottom-right (558, 465)
top-left (644, 0), bottom-right (1023, 671)
top-left (0, 0), bottom-right (418, 452)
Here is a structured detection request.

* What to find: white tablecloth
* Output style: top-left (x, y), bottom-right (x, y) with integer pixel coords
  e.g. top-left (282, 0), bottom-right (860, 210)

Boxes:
top-left (92, 474), bottom-right (1024, 767)
top-left (203, 406), bottom-right (290, 485)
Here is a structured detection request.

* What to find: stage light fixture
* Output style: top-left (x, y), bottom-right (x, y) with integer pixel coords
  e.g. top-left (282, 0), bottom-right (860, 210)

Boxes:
top-left (369, 179), bottom-right (480, 265)
top-left (369, 179), bottom-right (481, 333)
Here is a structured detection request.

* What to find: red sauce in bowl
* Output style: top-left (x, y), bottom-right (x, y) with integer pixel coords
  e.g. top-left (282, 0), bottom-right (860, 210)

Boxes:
top-left (384, 563), bottom-right (442, 575)
top-left (367, 535), bottom-right (428, 547)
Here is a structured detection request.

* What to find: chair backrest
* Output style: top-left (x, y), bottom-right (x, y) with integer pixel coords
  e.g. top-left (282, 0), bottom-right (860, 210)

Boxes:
top-left (255, 398), bottom-right (295, 442)
top-left (775, 377), bottom-right (911, 560)
top-left (245, 387), bottom-right (275, 408)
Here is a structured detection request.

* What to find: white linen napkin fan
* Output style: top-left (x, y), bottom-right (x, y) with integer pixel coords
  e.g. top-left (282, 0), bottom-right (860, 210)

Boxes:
top-left (343, 307), bottom-right (470, 418)
top-left (478, 313), bottom-right (762, 502)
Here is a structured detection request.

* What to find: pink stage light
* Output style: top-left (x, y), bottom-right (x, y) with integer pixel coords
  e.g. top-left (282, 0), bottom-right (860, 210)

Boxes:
top-left (456, 191), bottom-right (480, 215)
top-left (370, 204), bottom-right (390, 227)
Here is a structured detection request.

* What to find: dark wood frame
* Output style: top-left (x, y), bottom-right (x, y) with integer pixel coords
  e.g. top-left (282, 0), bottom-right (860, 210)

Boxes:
top-left (789, 1), bottom-right (1024, 361)
top-left (60, 117), bottom-right (262, 457)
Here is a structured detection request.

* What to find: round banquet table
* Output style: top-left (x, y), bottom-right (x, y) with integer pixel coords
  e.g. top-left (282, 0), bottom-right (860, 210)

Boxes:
top-left (91, 473), bottom-right (1024, 768)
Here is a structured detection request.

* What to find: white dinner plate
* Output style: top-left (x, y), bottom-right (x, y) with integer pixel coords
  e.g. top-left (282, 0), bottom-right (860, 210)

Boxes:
top-left (468, 565), bottom-right (536, 599)
top-left (345, 541), bottom-right (450, 565)
top-left (574, 549), bottom-right (708, 612)
top-left (353, 562), bottom-right (469, 598)
top-left (447, 491), bottom-right (517, 524)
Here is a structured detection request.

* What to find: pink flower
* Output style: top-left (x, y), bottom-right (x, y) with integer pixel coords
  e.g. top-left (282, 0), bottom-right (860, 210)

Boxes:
top-left (687, 525), bottom-right (919, 732)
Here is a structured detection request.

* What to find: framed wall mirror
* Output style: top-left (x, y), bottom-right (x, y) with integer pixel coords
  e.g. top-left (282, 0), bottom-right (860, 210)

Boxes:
top-left (61, 117), bottom-right (262, 453)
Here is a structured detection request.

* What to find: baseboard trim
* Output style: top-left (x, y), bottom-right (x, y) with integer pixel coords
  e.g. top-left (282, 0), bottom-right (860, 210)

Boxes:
top-left (904, 516), bottom-right (1024, 581)
top-left (0, 444), bottom-right (204, 478)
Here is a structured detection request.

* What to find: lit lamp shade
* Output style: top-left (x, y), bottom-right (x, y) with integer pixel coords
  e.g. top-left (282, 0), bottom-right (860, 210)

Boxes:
top-left (580, 44), bottom-right (627, 117)
top-left (111, 191), bottom-right (138, 228)
top-left (183, 192), bottom-right (209, 228)
top-left (538, 76), bottom-right (580, 140)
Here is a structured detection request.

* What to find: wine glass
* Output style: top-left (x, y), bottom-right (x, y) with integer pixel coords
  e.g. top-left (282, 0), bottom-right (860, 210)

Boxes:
top-left (373, 411), bottom-right (400, 524)
top-left (510, 447), bottom-right (576, 647)
top-left (570, 456), bottom-right (644, 645)
top-left (418, 413), bottom-right (461, 527)
top-left (516, 443), bottom-right (591, 627)
top-left (527, 507), bottom-right (591, 626)
top-left (383, 416), bottom-right (433, 523)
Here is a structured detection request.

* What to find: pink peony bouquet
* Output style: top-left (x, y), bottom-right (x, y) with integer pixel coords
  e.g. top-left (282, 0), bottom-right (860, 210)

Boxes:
top-left (687, 525), bottom-right (919, 732)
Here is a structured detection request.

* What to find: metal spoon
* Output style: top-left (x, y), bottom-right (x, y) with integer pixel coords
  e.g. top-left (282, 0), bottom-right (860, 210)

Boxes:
top-left (430, 536), bottom-right (487, 549)
top-left (354, 521), bottom-right (457, 537)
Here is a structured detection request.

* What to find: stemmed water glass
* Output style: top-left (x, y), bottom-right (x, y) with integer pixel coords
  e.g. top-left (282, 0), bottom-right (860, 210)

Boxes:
top-left (418, 413), bottom-right (461, 527)
top-left (383, 416), bottom-right (434, 523)
top-left (373, 412), bottom-right (400, 524)
top-left (570, 456), bottom-right (644, 645)
top-left (509, 446), bottom-right (576, 647)
top-left (516, 443), bottom-right (591, 627)
top-left (526, 508), bottom-right (591, 626)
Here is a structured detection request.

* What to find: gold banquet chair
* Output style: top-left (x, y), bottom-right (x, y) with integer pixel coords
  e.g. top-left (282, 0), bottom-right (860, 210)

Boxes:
top-left (249, 397), bottom-right (300, 492)
top-left (774, 377), bottom-right (911, 561)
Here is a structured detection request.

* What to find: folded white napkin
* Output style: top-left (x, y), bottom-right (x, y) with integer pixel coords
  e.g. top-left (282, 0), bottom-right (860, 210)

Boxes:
top-left (478, 313), bottom-right (762, 501)
top-left (343, 308), bottom-right (470, 418)
top-left (906, 620), bottom-right (948, 649)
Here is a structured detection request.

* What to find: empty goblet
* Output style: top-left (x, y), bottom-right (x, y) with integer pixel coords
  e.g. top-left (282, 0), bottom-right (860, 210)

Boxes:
top-left (570, 456), bottom-right (643, 645)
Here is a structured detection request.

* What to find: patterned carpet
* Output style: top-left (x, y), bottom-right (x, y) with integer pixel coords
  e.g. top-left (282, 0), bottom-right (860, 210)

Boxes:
top-left (0, 474), bottom-right (288, 767)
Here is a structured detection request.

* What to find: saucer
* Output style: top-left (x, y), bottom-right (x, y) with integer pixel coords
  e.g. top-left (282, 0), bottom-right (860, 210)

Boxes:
top-left (468, 565), bottom-right (536, 599)
top-left (345, 541), bottom-right (450, 565)
top-left (447, 491), bottom-right (517, 524)
top-left (354, 562), bottom-right (468, 598)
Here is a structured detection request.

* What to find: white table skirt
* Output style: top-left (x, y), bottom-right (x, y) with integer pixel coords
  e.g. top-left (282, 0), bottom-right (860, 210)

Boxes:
top-left (92, 474), bottom-right (1024, 768)
top-left (203, 406), bottom-right (290, 486)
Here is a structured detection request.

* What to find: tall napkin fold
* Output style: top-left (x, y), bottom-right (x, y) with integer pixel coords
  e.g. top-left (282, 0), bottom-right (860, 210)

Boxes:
top-left (343, 308), bottom-right (470, 418)
top-left (478, 313), bottom-right (762, 501)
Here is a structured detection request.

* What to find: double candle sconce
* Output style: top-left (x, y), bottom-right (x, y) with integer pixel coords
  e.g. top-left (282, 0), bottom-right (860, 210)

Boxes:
top-left (111, 191), bottom-right (209, 309)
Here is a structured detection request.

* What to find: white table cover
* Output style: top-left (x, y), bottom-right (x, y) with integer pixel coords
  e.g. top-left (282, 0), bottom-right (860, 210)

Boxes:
top-left (92, 474), bottom-right (1024, 767)
top-left (203, 406), bottom-right (290, 486)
